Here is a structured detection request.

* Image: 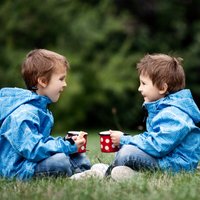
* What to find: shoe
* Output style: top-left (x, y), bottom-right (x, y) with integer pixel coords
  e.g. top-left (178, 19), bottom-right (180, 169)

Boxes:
top-left (111, 166), bottom-right (138, 181)
top-left (70, 169), bottom-right (104, 180)
top-left (70, 163), bottom-right (109, 180)
top-left (91, 163), bottom-right (109, 175)
top-left (105, 164), bottom-right (115, 177)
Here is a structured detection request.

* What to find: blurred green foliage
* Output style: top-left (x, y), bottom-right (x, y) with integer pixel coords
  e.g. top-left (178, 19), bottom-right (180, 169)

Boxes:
top-left (0, 0), bottom-right (199, 133)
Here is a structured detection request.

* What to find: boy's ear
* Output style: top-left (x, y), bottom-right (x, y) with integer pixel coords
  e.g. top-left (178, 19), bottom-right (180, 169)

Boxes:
top-left (37, 77), bottom-right (48, 88)
top-left (159, 83), bottom-right (168, 95)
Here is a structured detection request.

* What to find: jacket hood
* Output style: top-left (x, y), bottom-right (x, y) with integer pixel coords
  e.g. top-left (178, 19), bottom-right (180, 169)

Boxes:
top-left (0, 87), bottom-right (51, 124)
top-left (144, 89), bottom-right (200, 124)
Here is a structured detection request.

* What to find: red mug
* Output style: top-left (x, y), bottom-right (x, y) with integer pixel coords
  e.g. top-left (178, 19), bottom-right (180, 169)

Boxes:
top-left (99, 131), bottom-right (119, 153)
top-left (67, 131), bottom-right (87, 153)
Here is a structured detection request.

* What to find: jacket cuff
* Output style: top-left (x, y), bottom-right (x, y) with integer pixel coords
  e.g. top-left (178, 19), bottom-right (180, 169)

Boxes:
top-left (69, 143), bottom-right (78, 154)
top-left (120, 135), bottom-right (133, 146)
top-left (63, 137), bottom-right (75, 145)
top-left (61, 138), bottom-right (78, 154)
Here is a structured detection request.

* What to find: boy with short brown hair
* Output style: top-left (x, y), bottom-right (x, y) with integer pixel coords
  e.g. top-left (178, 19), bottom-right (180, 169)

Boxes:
top-left (0, 49), bottom-right (91, 180)
top-left (108, 53), bottom-right (200, 180)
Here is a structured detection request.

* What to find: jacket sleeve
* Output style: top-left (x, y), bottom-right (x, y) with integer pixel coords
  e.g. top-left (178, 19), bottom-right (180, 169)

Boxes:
top-left (3, 111), bottom-right (78, 162)
top-left (120, 108), bottom-right (191, 157)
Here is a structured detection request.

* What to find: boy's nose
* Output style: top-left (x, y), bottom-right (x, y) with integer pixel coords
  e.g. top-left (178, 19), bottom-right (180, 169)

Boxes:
top-left (64, 82), bottom-right (67, 87)
top-left (138, 85), bottom-right (141, 92)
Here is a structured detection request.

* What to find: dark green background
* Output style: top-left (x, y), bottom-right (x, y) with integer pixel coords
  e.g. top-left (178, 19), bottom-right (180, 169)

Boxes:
top-left (0, 0), bottom-right (199, 133)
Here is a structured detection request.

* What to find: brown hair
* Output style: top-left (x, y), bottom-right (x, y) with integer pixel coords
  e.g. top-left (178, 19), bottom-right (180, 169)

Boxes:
top-left (21, 49), bottom-right (69, 91)
top-left (136, 54), bottom-right (185, 93)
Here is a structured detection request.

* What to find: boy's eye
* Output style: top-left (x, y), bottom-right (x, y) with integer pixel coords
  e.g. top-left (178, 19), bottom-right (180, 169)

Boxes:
top-left (60, 76), bottom-right (66, 81)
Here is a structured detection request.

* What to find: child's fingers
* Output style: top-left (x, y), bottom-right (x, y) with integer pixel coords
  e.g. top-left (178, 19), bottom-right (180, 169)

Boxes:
top-left (78, 131), bottom-right (87, 139)
top-left (75, 138), bottom-right (86, 148)
top-left (78, 137), bottom-right (86, 145)
top-left (72, 135), bottom-right (78, 140)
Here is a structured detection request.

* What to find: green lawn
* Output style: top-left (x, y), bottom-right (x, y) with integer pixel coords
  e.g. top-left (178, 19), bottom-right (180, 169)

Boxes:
top-left (0, 132), bottom-right (200, 200)
top-left (86, 131), bottom-right (115, 164)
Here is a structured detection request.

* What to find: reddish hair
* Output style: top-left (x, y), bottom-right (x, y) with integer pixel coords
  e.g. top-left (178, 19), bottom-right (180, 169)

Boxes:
top-left (21, 49), bottom-right (69, 91)
top-left (136, 54), bottom-right (185, 93)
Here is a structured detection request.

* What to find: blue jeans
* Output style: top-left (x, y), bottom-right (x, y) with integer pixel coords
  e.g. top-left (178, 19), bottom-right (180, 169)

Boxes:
top-left (34, 153), bottom-right (91, 177)
top-left (112, 145), bottom-right (159, 171)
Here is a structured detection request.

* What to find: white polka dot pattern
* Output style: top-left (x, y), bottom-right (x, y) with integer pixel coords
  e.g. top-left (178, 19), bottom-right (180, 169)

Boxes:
top-left (99, 133), bottom-right (119, 153)
top-left (105, 139), bottom-right (110, 143)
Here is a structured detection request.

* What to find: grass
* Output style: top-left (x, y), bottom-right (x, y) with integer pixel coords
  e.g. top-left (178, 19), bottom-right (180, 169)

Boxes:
top-left (0, 132), bottom-right (200, 200)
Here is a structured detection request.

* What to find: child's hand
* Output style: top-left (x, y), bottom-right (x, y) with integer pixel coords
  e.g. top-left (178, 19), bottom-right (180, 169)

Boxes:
top-left (75, 137), bottom-right (85, 149)
top-left (74, 131), bottom-right (87, 149)
top-left (110, 130), bottom-right (124, 146)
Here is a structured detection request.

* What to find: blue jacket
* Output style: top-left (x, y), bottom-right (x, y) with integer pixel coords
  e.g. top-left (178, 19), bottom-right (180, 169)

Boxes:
top-left (0, 88), bottom-right (77, 180)
top-left (120, 89), bottom-right (200, 172)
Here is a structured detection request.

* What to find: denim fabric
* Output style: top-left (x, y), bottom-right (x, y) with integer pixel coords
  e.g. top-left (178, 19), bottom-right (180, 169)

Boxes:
top-left (34, 153), bottom-right (91, 177)
top-left (113, 145), bottom-right (159, 171)
top-left (120, 89), bottom-right (200, 172)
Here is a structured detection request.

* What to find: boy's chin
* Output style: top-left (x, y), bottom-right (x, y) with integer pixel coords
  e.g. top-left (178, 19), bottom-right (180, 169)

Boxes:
top-left (50, 97), bottom-right (59, 103)
top-left (143, 97), bottom-right (149, 102)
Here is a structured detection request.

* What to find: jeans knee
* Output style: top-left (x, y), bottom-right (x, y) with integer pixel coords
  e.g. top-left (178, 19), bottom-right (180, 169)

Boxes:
top-left (114, 145), bottom-right (134, 165)
top-left (70, 153), bottom-right (91, 171)
top-left (114, 145), bottom-right (159, 171)
top-left (35, 153), bottom-right (73, 177)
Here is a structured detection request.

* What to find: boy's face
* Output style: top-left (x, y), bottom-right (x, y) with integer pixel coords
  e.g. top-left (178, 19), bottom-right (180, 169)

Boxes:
top-left (138, 74), bottom-right (165, 102)
top-left (37, 65), bottom-right (67, 102)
